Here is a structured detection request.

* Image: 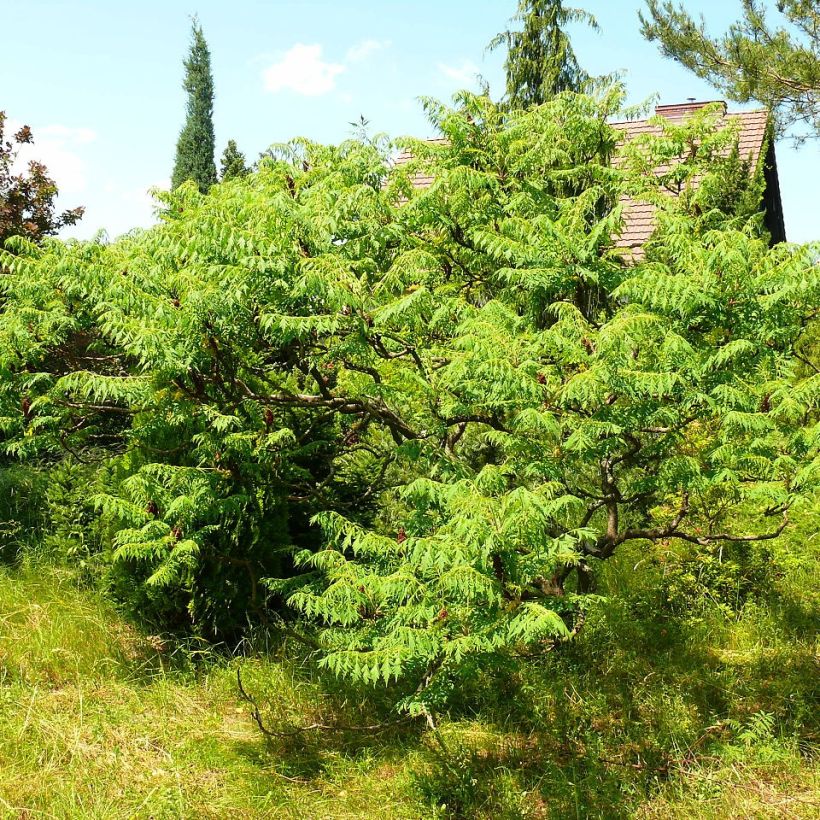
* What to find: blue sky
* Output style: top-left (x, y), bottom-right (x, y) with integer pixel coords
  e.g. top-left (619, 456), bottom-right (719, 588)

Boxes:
top-left (2, 0), bottom-right (816, 242)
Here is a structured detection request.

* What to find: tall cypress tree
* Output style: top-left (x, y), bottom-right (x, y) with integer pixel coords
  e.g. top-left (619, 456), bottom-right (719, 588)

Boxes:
top-left (171, 20), bottom-right (217, 193)
top-left (490, 0), bottom-right (597, 108)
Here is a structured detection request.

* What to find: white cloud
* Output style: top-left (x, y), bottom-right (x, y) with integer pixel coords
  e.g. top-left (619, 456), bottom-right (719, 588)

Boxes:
top-left (68, 177), bottom-right (169, 241)
top-left (261, 39), bottom-right (390, 97)
top-left (37, 124), bottom-right (97, 145)
top-left (346, 39), bottom-right (390, 63)
top-left (262, 43), bottom-right (346, 96)
top-left (7, 118), bottom-right (96, 195)
top-left (438, 59), bottom-right (481, 88)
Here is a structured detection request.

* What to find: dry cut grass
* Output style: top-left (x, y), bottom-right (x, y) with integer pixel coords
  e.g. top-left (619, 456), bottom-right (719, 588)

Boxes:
top-left (0, 566), bottom-right (420, 819)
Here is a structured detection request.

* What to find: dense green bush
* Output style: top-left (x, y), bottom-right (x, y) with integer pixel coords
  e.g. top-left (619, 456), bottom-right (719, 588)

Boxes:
top-left (0, 90), bottom-right (817, 709)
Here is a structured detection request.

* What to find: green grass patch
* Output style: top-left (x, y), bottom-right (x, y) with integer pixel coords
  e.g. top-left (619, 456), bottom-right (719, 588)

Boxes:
top-left (0, 556), bottom-right (816, 818)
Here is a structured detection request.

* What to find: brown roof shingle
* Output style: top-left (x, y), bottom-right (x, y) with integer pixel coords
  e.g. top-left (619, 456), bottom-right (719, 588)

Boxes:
top-left (612, 104), bottom-right (769, 257)
top-left (394, 102), bottom-right (772, 260)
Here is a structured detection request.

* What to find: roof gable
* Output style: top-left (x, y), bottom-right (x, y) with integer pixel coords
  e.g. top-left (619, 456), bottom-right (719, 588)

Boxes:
top-left (612, 104), bottom-right (771, 257)
top-left (394, 101), bottom-right (778, 260)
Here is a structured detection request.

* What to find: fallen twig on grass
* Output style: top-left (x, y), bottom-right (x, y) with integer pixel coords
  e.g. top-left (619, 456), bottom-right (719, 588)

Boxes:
top-left (235, 666), bottom-right (414, 738)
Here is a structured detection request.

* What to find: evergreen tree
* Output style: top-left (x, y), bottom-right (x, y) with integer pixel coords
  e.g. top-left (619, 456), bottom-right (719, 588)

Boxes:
top-left (171, 20), bottom-right (217, 193)
top-left (219, 139), bottom-right (249, 181)
top-left (489, 0), bottom-right (597, 108)
top-left (641, 0), bottom-right (820, 143)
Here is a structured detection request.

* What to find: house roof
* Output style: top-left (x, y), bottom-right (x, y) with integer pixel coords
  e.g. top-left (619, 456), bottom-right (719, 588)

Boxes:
top-left (393, 101), bottom-right (774, 260)
top-left (611, 103), bottom-right (770, 257)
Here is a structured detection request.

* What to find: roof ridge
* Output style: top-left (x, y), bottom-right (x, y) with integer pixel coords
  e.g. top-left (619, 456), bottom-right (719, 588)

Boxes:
top-left (609, 108), bottom-right (769, 126)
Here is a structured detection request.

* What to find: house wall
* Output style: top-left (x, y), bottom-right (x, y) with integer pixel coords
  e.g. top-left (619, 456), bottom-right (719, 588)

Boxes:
top-left (762, 138), bottom-right (787, 244)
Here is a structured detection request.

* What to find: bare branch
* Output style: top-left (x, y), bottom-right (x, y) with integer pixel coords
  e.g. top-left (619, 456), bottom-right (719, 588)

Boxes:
top-left (236, 667), bottom-right (413, 737)
top-left (619, 505), bottom-right (788, 548)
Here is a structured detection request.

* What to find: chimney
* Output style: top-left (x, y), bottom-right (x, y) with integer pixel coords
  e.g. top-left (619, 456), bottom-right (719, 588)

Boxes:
top-left (655, 100), bottom-right (727, 120)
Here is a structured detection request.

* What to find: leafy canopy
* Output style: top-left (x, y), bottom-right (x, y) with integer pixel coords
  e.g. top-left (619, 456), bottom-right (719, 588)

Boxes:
top-left (1, 89), bottom-right (817, 709)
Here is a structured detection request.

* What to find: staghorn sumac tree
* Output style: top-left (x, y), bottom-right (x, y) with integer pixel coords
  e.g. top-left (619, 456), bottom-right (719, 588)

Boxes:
top-left (1, 90), bottom-right (817, 701)
top-left (270, 92), bottom-right (819, 714)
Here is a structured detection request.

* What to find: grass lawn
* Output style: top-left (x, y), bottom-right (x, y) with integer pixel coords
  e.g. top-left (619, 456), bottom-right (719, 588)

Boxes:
top-left (0, 559), bottom-right (816, 818)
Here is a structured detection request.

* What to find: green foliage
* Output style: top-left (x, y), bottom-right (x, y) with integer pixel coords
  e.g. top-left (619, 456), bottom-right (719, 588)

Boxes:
top-left (39, 460), bottom-right (105, 571)
top-left (274, 91), bottom-right (817, 714)
top-left (619, 102), bottom-right (769, 234)
top-left (489, 0), bottom-right (598, 107)
top-left (641, 0), bottom-right (820, 143)
top-left (0, 88), bottom-right (817, 710)
top-left (0, 517), bottom-right (816, 818)
top-left (411, 736), bottom-right (533, 819)
top-left (220, 138), bottom-right (250, 181)
top-left (0, 465), bottom-right (46, 561)
top-left (405, 510), bottom-right (819, 817)
top-left (658, 541), bottom-right (778, 620)
top-left (0, 132), bottom-right (386, 635)
top-left (171, 20), bottom-right (218, 193)
top-left (0, 11), bottom-right (817, 811)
